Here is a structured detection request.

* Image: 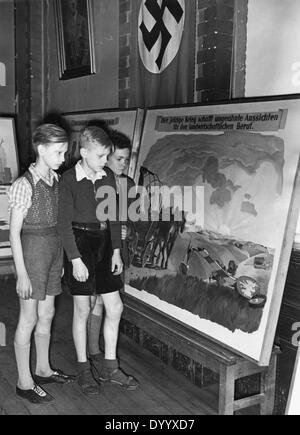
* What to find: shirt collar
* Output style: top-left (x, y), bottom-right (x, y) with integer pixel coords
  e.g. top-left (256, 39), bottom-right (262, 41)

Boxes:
top-left (75, 160), bottom-right (107, 183)
top-left (29, 163), bottom-right (59, 186)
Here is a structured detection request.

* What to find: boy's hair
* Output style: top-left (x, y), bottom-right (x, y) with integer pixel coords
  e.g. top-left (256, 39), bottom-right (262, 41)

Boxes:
top-left (32, 123), bottom-right (68, 155)
top-left (110, 130), bottom-right (132, 152)
top-left (80, 125), bottom-right (112, 151)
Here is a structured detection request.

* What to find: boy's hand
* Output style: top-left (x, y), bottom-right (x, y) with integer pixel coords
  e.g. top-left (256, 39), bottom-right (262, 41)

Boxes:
top-left (112, 249), bottom-right (123, 275)
top-left (72, 258), bottom-right (89, 282)
top-left (16, 273), bottom-right (33, 300)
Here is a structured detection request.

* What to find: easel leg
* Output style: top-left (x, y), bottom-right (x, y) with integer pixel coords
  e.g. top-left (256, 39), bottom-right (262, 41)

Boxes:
top-left (219, 365), bottom-right (235, 415)
top-left (0, 322), bottom-right (6, 346)
top-left (260, 352), bottom-right (277, 415)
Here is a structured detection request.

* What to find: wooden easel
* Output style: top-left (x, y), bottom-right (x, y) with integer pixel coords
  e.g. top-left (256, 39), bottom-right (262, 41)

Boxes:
top-left (123, 294), bottom-right (280, 415)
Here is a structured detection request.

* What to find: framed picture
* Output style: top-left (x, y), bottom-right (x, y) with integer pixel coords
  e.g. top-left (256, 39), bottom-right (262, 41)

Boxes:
top-left (54, 0), bottom-right (96, 80)
top-left (0, 185), bottom-right (11, 259)
top-left (0, 117), bottom-right (18, 259)
top-left (124, 97), bottom-right (300, 366)
top-left (0, 117), bottom-right (19, 184)
top-left (62, 108), bottom-right (145, 177)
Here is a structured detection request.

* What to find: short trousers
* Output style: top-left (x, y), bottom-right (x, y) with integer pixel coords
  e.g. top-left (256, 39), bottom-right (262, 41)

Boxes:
top-left (64, 227), bottom-right (123, 296)
top-left (21, 228), bottom-right (63, 301)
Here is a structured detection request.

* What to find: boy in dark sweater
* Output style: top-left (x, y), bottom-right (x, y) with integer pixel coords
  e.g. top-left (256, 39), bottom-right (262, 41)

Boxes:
top-left (58, 126), bottom-right (134, 396)
top-left (9, 124), bottom-right (75, 404)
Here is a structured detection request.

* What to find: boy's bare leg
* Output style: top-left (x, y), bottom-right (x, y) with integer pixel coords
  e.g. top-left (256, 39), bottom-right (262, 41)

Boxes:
top-left (101, 291), bottom-right (123, 360)
top-left (73, 295), bottom-right (100, 396)
top-left (14, 299), bottom-right (38, 389)
top-left (73, 295), bottom-right (94, 362)
top-left (93, 291), bottom-right (139, 390)
top-left (34, 295), bottom-right (55, 377)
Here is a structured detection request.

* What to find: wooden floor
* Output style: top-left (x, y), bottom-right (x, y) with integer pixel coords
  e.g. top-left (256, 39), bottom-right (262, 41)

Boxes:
top-left (0, 277), bottom-right (252, 415)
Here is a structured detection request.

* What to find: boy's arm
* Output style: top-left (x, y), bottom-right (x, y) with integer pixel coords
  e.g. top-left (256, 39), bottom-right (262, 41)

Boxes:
top-left (9, 209), bottom-right (32, 299)
top-left (57, 174), bottom-right (89, 282)
top-left (57, 174), bottom-right (81, 261)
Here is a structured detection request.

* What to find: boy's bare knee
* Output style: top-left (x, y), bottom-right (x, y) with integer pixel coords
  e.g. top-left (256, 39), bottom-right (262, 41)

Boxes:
top-left (19, 314), bottom-right (38, 331)
top-left (106, 300), bottom-right (123, 320)
top-left (38, 307), bottom-right (55, 324)
top-left (74, 304), bottom-right (90, 320)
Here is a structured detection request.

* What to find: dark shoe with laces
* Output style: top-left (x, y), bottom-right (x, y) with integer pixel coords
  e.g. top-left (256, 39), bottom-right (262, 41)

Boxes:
top-left (99, 367), bottom-right (139, 391)
top-left (78, 369), bottom-right (101, 396)
top-left (16, 384), bottom-right (54, 404)
top-left (34, 369), bottom-right (77, 385)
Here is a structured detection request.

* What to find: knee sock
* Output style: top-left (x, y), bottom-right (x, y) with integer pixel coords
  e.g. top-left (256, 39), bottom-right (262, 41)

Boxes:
top-left (77, 360), bottom-right (90, 374)
top-left (34, 332), bottom-right (52, 376)
top-left (14, 341), bottom-right (33, 389)
top-left (102, 358), bottom-right (118, 371)
top-left (87, 313), bottom-right (103, 357)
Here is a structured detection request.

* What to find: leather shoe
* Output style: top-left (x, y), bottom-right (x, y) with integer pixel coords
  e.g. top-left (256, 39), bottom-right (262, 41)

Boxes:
top-left (16, 384), bottom-right (54, 404)
top-left (34, 369), bottom-right (77, 385)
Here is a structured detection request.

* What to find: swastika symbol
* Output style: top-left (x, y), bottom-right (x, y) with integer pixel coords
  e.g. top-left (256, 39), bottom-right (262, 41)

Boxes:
top-left (139, 0), bottom-right (184, 71)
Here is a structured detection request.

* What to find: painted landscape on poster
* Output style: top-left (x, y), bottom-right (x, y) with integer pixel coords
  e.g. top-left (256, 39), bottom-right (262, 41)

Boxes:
top-left (125, 100), bottom-right (300, 363)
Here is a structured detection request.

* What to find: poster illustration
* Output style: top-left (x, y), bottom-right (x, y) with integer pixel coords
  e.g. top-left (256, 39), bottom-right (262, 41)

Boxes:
top-left (125, 99), bottom-right (300, 365)
top-left (62, 108), bottom-right (144, 176)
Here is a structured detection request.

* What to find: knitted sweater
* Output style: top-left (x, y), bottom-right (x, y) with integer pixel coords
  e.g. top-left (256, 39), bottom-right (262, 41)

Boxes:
top-left (23, 171), bottom-right (59, 230)
top-left (57, 166), bottom-right (122, 261)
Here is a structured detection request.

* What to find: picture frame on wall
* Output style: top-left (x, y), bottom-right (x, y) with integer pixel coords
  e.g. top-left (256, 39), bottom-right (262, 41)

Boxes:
top-left (62, 108), bottom-right (144, 178)
top-left (0, 185), bottom-right (12, 259)
top-left (0, 117), bottom-right (19, 184)
top-left (0, 117), bottom-right (19, 260)
top-left (124, 97), bottom-right (300, 366)
top-left (54, 0), bottom-right (96, 80)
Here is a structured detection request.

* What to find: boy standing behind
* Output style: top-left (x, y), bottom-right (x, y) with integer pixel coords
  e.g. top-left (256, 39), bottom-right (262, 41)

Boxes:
top-left (58, 126), bottom-right (128, 396)
top-left (9, 124), bottom-right (75, 404)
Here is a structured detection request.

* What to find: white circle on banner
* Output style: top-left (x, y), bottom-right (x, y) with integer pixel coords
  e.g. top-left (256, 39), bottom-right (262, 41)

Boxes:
top-left (138, 0), bottom-right (185, 74)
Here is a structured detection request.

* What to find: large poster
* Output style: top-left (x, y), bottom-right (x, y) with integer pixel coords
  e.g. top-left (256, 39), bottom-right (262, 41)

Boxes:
top-left (62, 108), bottom-right (144, 177)
top-left (125, 99), bottom-right (300, 365)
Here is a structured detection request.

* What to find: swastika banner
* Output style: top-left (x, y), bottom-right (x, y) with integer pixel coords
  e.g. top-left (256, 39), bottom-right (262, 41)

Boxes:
top-left (129, 0), bottom-right (196, 107)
